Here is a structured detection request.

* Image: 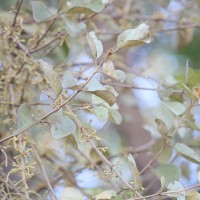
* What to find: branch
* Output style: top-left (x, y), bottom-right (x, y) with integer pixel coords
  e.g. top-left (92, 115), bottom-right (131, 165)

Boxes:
top-left (32, 0), bottom-right (64, 49)
top-left (102, 81), bottom-right (158, 91)
top-left (0, 50), bottom-right (111, 143)
top-left (12, 0), bottom-right (23, 27)
top-left (31, 144), bottom-right (58, 200)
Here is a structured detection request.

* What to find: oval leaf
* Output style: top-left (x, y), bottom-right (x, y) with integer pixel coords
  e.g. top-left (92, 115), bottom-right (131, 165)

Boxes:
top-left (167, 181), bottom-right (185, 200)
top-left (93, 106), bottom-right (108, 121)
top-left (49, 109), bottom-right (77, 139)
top-left (66, 0), bottom-right (105, 14)
top-left (128, 154), bottom-right (142, 189)
top-left (89, 90), bottom-right (116, 106)
top-left (15, 104), bottom-right (34, 132)
top-left (32, 1), bottom-right (55, 22)
top-left (39, 60), bottom-right (62, 96)
top-left (108, 108), bottom-right (122, 125)
top-left (87, 31), bottom-right (103, 59)
top-left (117, 23), bottom-right (151, 48)
top-left (175, 143), bottom-right (200, 164)
top-left (155, 118), bottom-right (169, 138)
top-left (154, 164), bottom-right (181, 187)
top-left (162, 101), bottom-right (186, 116)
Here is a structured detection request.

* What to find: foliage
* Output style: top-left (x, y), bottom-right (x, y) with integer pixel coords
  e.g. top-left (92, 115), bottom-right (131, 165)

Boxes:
top-left (0, 0), bottom-right (200, 200)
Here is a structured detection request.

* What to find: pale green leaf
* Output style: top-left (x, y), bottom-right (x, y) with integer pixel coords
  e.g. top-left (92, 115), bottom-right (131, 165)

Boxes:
top-left (162, 101), bottom-right (186, 116)
top-left (66, 0), bottom-right (105, 14)
top-left (60, 187), bottom-right (83, 200)
top-left (87, 31), bottom-right (103, 59)
top-left (32, 1), bottom-right (55, 22)
top-left (89, 90), bottom-right (116, 106)
top-left (175, 143), bottom-right (200, 164)
top-left (65, 19), bottom-right (86, 38)
top-left (117, 23), bottom-right (151, 48)
top-left (62, 70), bottom-right (77, 89)
top-left (95, 190), bottom-right (116, 200)
top-left (87, 79), bottom-right (103, 91)
top-left (39, 60), bottom-right (62, 96)
top-left (154, 164), bottom-right (181, 187)
top-left (108, 108), bottom-right (122, 124)
top-left (155, 118), bottom-right (170, 138)
top-left (49, 109), bottom-right (76, 139)
top-left (166, 181), bottom-right (185, 200)
top-left (93, 106), bottom-right (108, 121)
top-left (151, 139), bottom-right (172, 164)
top-left (128, 154), bottom-right (142, 189)
top-left (116, 70), bottom-right (126, 83)
top-left (15, 104), bottom-right (34, 132)
top-left (103, 60), bottom-right (126, 83)
top-left (186, 190), bottom-right (199, 200)
top-left (103, 60), bottom-right (118, 79)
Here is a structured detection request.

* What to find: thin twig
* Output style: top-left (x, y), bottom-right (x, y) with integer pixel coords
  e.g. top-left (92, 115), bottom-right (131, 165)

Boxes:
top-left (12, 0), bottom-right (23, 27)
top-left (31, 144), bottom-right (58, 200)
top-left (139, 140), bottom-right (166, 175)
top-left (32, 0), bottom-right (64, 49)
top-left (102, 81), bottom-right (158, 91)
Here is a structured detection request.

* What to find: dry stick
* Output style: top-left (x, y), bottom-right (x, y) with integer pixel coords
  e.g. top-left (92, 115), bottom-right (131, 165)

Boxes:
top-left (102, 82), bottom-right (158, 91)
top-left (19, 137), bottom-right (30, 200)
top-left (77, 149), bottom-right (120, 192)
top-left (30, 31), bottom-right (66, 54)
top-left (31, 144), bottom-right (58, 200)
top-left (12, 0), bottom-right (23, 27)
top-left (32, 0), bottom-right (64, 49)
top-left (132, 183), bottom-right (200, 200)
top-left (71, 113), bottom-right (143, 198)
top-left (43, 154), bottom-right (90, 198)
top-left (0, 50), bottom-right (110, 144)
top-left (139, 140), bottom-right (166, 175)
top-left (155, 24), bottom-right (200, 33)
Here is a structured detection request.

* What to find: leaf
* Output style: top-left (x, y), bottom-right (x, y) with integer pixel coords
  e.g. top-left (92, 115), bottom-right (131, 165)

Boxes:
top-left (108, 108), bottom-right (122, 125)
top-left (116, 70), bottom-right (126, 83)
top-left (93, 106), bottom-right (108, 121)
top-left (154, 164), bottom-right (181, 187)
top-left (128, 154), bottom-right (142, 189)
top-left (49, 109), bottom-right (77, 139)
top-left (162, 101), bottom-right (186, 116)
top-left (89, 90), bottom-right (116, 106)
top-left (66, 0), bottom-right (105, 14)
top-left (166, 181), bottom-right (185, 200)
top-left (102, 60), bottom-right (126, 83)
top-left (117, 23), bottom-right (151, 48)
top-left (39, 60), bottom-right (62, 96)
top-left (155, 118), bottom-right (170, 138)
top-left (60, 187), bottom-right (83, 200)
top-left (62, 70), bottom-right (77, 89)
top-left (87, 79), bottom-right (103, 91)
top-left (151, 139), bottom-right (172, 164)
top-left (87, 31), bottom-right (103, 59)
top-left (186, 190), bottom-right (199, 200)
top-left (175, 143), bottom-right (200, 164)
top-left (15, 104), bottom-right (34, 132)
top-left (103, 60), bottom-right (118, 79)
top-left (95, 190), bottom-right (117, 200)
top-left (32, 1), bottom-right (55, 23)
top-left (65, 19), bottom-right (86, 38)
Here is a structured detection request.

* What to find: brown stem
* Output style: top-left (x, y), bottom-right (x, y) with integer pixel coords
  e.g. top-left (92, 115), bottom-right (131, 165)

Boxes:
top-left (12, 0), bottom-right (23, 27)
top-left (31, 144), bottom-right (58, 200)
